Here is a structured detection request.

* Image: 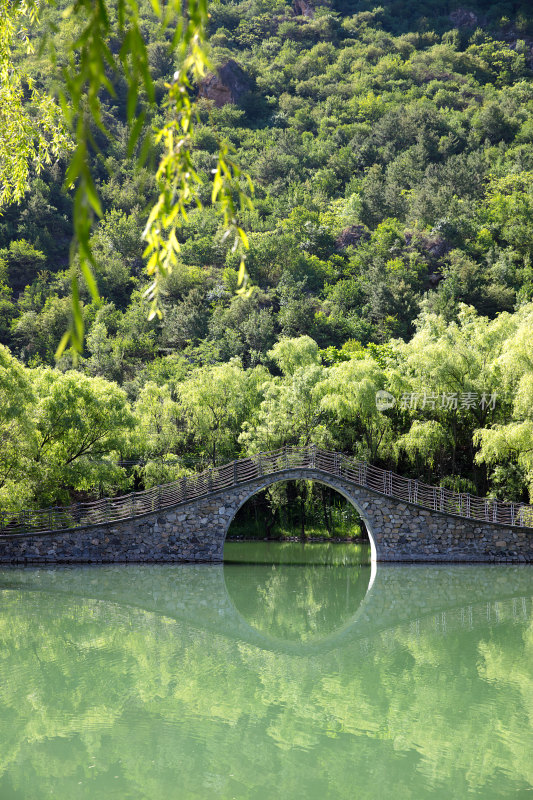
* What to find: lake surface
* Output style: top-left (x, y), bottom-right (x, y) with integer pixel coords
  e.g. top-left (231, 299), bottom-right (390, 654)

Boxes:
top-left (0, 543), bottom-right (531, 798)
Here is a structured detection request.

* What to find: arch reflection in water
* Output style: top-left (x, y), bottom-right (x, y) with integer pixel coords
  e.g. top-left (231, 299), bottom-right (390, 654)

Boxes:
top-left (223, 541), bottom-right (371, 645)
top-left (0, 558), bottom-right (530, 799)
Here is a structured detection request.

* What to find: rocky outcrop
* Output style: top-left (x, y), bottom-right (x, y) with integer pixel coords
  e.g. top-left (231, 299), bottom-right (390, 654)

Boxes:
top-left (501, 29), bottom-right (533, 68)
top-left (449, 8), bottom-right (478, 28)
top-left (335, 225), bottom-right (369, 251)
top-left (198, 60), bottom-right (253, 108)
top-left (404, 230), bottom-right (448, 289)
top-left (293, 0), bottom-right (314, 18)
top-left (405, 230), bottom-right (448, 260)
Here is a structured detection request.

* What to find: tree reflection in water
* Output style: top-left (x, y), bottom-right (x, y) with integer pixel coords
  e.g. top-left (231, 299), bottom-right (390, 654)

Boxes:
top-left (0, 550), bottom-right (530, 799)
top-left (223, 541), bottom-right (372, 645)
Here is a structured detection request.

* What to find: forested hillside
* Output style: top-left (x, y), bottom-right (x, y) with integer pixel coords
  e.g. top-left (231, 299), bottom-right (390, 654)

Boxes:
top-left (2, 0), bottom-right (533, 528)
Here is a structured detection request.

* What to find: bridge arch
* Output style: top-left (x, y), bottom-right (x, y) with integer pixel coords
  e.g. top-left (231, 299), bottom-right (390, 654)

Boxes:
top-left (221, 469), bottom-right (378, 569)
top-left (0, 447), bottom-right (530, 563)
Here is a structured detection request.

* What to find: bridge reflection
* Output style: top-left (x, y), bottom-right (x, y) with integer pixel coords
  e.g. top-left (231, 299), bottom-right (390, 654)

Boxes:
top-left (0, 561), bottom-right (530, 656)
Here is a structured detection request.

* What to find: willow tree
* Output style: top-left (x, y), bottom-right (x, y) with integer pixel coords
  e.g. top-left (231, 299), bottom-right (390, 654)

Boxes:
top-left (0, 344), bottom-right (36, 513)
top-left (474, 303), bottom-right (533, 501)
top-left (0, 0), bottom-right (70, 209)
top-left (317, 357), bottom-right (394, 461)
top-left (31, 368), bottom-right (136, 503)
top-left (130, 380), bottom-right (186, 486)
top-left (178, 359), bottom-right (266, 465)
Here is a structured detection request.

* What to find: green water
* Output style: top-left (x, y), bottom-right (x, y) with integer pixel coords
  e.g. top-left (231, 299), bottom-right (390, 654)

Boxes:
top-left (224, 539), bottom-right (370, 565)
top-left (0, 545), bottom-right (531, 799)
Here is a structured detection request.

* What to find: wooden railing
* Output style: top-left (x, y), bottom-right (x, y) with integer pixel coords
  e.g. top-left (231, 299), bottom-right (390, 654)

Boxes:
top-left (1, 446), bottom-right (532, 535)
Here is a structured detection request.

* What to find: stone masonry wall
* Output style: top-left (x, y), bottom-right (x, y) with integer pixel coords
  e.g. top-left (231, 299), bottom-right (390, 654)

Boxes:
top-left (0, 469), bottom-right (531, 563)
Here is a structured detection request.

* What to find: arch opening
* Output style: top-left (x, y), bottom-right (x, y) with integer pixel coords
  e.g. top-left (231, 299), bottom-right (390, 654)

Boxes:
top-left (223, 477), bottom-right (376, 571)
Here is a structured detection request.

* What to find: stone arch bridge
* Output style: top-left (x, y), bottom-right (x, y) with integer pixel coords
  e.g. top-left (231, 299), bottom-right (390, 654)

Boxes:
top-left (0, 447), bottom-right (532, 563)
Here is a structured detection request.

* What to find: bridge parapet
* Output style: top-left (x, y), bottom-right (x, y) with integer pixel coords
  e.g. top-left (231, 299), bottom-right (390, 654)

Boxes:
top-left (1, 447), bottom-right (532, 537)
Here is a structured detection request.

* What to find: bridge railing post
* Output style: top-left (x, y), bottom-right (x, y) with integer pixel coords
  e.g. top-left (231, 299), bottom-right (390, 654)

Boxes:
top-left (511, 502), bottom-right (515, 526)
top-left (182, 476), bottom-right (187, 502)
top-left (258, 453), bottom-right (263, 477)
top-left (233, 461), bottom-right (238, 485)
top-left (310, 444), bottom-right (316, 469)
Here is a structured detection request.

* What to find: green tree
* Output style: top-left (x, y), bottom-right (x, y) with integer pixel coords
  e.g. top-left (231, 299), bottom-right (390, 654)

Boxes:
top-left (240, 363), bottom-right (326, 453)
top-left (131, 381), bottom-right (185, 487)
top-left (178, 359), bottom-right (265, 464)
top-left (317, 357), bottom-right (393, 460)
top-left (31, 369), bottom-right (135, 504)
top-left (0, 0), bottom-right (70, 209)
top-left (473, 303), bottom-right (533, 500)
top-left (2, 0), bottom-right (252, 356)
top-left (395, 419), bottom-right (450, 472)
top-left (0, 344), bottom-right (36, 513)
top-left (0, 240), bottom-right (46, 295)
top-left (268, 335), bottom-right (321, 375)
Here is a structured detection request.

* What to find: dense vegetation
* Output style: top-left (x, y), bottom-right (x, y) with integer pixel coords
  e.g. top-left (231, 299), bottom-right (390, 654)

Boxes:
top-left (2, 0), bottom-right (533, 528)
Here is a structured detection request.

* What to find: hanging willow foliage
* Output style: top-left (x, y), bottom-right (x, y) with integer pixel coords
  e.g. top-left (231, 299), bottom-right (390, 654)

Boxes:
top-left (0, 0), bottom-right (72, 208)
top-left (0, 0), bottom-right (253, 357)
